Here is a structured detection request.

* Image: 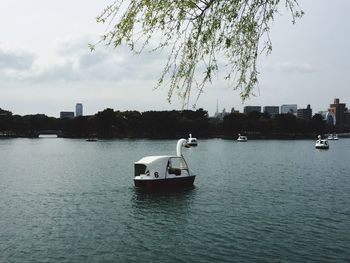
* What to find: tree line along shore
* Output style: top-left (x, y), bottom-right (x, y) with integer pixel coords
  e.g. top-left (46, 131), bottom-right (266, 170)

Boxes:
top-left (0, 108), bottom-right (341, 139)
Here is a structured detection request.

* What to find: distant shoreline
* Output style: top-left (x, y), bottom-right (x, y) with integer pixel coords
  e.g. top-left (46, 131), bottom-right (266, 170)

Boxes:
top-left (2, 133), bottom-right (349, 140)
top-left (2, 108), bottom-right (349, 139)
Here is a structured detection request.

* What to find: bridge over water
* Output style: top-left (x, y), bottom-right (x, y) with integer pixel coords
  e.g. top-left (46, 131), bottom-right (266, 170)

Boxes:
top-left (32, 130), bottom-right (64, 138)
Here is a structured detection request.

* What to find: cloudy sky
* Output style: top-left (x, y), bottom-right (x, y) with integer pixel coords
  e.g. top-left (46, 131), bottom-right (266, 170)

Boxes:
top-left (1, 0), bottom-right (349, 117)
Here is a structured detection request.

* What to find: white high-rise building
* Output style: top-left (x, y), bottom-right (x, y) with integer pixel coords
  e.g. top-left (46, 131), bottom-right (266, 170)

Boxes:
top-left (75, 103), bottom-right (83, 117)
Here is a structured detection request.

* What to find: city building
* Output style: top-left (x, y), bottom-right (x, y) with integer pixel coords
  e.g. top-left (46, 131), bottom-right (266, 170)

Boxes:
top-left (214, 108), bottom-right (229, 120)
top-left (60, 111), bottom-right (74, 119)
top-left (297, 104), bottom-right (312, 120)
top-left (243, 106), bottom-right (261, 114)
top-left (263, 106), bottom-right (279, 118)
top-left (319, 111), bottom-right (336, 126)
top-left (280, 104), bottom-right (297, 115)
top-left (230, 107), bottom-right (239, 114)
top-left (214, 101), bottom-right (229, 120)
top-left (344, 111), bottom-right (350, 131)
top-left (328, 98), bottom-right (347, 131)
top-left (75, 103), bottom-right (83, 117)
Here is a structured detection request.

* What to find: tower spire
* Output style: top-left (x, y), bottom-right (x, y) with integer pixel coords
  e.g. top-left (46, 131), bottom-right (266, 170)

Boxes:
top-left (215, 99), bottom-right (219, 117)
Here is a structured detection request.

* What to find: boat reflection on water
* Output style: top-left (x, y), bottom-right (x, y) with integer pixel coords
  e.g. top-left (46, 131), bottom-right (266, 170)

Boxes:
top-left (86, 138), bottom-right (98, 142)
top-left (131, 185), bottom-right (197, 211)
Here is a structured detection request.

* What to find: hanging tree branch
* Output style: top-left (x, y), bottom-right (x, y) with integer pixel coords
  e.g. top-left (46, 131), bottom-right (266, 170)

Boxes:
top-left (91, 0), bottom-right (303, 107)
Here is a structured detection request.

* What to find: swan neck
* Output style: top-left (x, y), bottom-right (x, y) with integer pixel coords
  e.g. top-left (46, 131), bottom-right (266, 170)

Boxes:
top-left (176, 139), bottom-right (187, 156)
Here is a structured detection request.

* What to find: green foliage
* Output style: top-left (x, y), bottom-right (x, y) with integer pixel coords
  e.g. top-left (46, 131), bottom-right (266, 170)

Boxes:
top-left (92, 0), bottom-right (303, 106)
top-left (1, 107), bottom-right (336, 139)
top-left (223, 112), bottom-right (331, 136)
top-left (0, 108), bottom-right (12, 116)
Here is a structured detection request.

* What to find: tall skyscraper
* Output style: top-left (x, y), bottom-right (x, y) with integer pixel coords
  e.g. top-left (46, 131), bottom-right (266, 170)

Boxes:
top-left (297, 104), bottom-right (312, 120)
top-left (75, 103), bottom-right (83, 117)
top-left (328, 98), bottom-right (347, 131)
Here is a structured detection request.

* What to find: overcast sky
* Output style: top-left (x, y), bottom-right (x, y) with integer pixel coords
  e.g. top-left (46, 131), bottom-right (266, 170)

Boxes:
top-left (1, 0), bottom-right (349, 117)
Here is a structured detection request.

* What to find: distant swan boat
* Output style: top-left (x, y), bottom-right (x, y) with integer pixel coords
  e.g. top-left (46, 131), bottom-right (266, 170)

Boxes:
top-left (186, 133), bottom-right (198, 146)
top-left (237, 134), bottom-right (247, 142)
top-left (327, 134), bottom-right (339, 140)
top-left (315, 135), bottom-right (329, 149)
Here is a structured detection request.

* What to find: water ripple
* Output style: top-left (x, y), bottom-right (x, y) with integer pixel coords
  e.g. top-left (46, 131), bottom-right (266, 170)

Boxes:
top-left (1, 139), bottom-right (350, 262)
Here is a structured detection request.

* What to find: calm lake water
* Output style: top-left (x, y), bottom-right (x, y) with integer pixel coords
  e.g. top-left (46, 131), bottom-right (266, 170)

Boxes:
top-left (1, 138), bottom-right (350, 262)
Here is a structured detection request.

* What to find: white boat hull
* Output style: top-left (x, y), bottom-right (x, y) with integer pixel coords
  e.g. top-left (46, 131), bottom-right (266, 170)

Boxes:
top-left (315, 140), bottom-right (329, 149)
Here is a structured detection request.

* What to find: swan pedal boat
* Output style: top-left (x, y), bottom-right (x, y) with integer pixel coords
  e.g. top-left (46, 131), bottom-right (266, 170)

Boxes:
top-left (315, 135), bottom-right (329, 149)
top-left (134, 139), bottom-right (196, 190)
top-left (237, 134), bottom-right (248, 142)
top-left (186, 133), bottom-right (198, 147)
